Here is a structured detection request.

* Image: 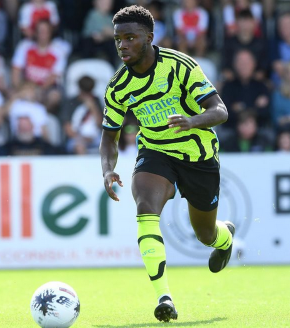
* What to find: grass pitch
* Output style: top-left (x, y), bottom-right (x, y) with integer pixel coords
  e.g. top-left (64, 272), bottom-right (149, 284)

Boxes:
top-left (0, 266), bottom-right (289, 328)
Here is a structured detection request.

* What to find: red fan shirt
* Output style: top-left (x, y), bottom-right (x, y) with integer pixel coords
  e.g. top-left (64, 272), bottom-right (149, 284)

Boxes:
top-left (12, 39), bottom-right (66, 85)
top-left (18, 1), bottom-right (59, 30)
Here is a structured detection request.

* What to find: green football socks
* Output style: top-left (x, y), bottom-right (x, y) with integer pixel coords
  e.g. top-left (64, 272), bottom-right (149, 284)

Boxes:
top-left (137, 214), bottom-right (171, 300)
top-left (208, 220), bottom-right (232, 250)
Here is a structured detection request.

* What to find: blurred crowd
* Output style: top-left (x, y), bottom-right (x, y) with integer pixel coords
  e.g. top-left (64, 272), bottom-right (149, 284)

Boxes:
top-left (0, 0), bottom-right (290, 156)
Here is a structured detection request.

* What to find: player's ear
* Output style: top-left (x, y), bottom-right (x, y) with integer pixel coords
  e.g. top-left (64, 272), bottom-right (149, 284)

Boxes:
top-left (147, 32), bottom-right (154, 44)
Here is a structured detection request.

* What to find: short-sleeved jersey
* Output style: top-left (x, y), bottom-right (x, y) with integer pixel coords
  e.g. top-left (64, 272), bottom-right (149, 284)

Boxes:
top-left (173, 8), bottom-right (209, 42)
top-left (12, 39), bottom-right (66, 86)
top-left (18, 1), bottom-right (60, 30)
top-left (103, 46), bottom-right (219, 162)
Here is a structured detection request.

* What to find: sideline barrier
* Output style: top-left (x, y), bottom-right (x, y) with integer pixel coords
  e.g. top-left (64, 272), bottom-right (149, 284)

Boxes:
top-left (0, 153), bottom-right (289, 269)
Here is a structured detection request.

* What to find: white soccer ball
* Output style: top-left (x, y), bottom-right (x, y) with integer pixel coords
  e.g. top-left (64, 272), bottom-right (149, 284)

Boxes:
top-left (30, 281), bottom-right (80, 328)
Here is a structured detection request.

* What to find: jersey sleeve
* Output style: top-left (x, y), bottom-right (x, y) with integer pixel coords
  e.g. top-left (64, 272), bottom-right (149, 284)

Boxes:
top-left (12, 39), bottom-right (32, 69)
top-left (18, 4), bottom-right (31, 29)
top-left (197, 9), bottom-right (209, 33)
top-left (185, 63), bottom-right (217, 105)
top-left (51, 48), bottom-right (66, 76)
top-left (173, 9), bottom-right (183, 30)
top-left (47, 2), bottom-right (60, 25)
top-left (102, 85), bottom-right (127, 131)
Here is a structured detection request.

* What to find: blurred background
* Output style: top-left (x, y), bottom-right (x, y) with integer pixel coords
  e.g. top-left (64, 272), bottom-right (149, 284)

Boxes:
top-left (0, 0), bottom-right (289, 155)
top-left (0, 0), bottom-right (289, 270)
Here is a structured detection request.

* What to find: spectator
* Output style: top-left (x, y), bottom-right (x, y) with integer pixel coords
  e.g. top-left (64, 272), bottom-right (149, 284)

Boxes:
top-left (276, 129), bottom-right (290, 152)
top-left (11, 19), bottom-right (69, 114)
top-left (18, 0), bottom-right (60, 39)
top-left (221, 9), bottom-right (268, 82)
top-left (222, 0), bottom-right (263, 37)
top-left (3, 82), bottom-right (49, 142)
top-left (5, 82), bottom-right (64, 154)
top-left (221, 111), bottom-right (274, 152)
top-left (81, 0), bottom-right (117, 67)
top-left (221, 49), bottom-right (270, 130)
top-left (271, 11), bottom-right (290, 87)
top-left (7, 116), bottom-right (57, 156)
top-left (61, 75), bottom-right (103, 155)
top-left (172, 0), bottom-right (209, 56)
top-left (271, 62), bottom-right (290, 131)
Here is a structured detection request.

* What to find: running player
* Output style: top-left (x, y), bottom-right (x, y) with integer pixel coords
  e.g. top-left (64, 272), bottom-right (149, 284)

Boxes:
top-left (100, 5), bottom-right (235, 322)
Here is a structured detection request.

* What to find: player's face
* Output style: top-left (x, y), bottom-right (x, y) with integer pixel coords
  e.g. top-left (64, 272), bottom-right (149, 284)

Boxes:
top-left (114, 22), bottom-right (153, 67)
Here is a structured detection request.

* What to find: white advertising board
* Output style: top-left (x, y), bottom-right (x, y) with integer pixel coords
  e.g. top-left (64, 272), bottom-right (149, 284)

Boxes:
top-left (0, 153), bottom-right (289, 269)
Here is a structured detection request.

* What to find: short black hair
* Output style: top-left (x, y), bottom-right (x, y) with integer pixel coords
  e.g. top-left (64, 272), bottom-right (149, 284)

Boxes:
top-left (78, 76), bottom-right (95, 93)
top-left (237, 110), bottom-right (257, 124)
top-left (236, 9), bottom-right (254, 20)
top-left (112, 5), bottom-right (154, 32)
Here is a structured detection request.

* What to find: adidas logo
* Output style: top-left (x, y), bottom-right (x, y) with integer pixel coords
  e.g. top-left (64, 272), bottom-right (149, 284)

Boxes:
top-left (211, 195), bottom-right (218, 205)
top-left (128, 94), bottom-right (137, 104)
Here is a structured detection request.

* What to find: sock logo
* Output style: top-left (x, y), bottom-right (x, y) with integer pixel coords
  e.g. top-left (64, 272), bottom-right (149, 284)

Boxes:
top-left (142, 248), bottom-right (155, 256)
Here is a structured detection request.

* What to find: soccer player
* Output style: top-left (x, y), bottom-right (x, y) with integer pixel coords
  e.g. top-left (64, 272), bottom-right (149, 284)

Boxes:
top-left (100, 5), bottom-right (235, 322)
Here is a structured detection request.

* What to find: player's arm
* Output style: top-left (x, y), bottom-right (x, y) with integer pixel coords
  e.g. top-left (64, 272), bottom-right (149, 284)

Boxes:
top-left (99, 129), bottom-right (123, 201)
top-left (168, 94), bottom-right (228, 133)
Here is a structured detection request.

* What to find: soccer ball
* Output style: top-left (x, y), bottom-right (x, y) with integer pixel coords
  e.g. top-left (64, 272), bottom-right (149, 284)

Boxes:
top-left (30, 281), bottom-right (80, 328)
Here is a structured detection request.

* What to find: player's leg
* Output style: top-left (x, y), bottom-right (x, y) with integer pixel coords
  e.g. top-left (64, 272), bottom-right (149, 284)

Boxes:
top-left (187, 203), bottom-right (235, 273)
top-left (187, 205), bottom-right (218, 246)
top-left (176, 156), bottom-right (235, 273)
top-left (132, 171), bottom-right (174, 215)
top-left (132, 171), bottom-right (177, 322)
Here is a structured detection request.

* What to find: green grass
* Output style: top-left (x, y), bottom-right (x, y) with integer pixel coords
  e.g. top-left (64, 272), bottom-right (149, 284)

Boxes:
top-left (0, 266), bottom-right (289, 328)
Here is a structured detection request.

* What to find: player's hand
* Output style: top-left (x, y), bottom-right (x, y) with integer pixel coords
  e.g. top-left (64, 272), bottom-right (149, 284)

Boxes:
top-left (168, 114), bottom-right (193, 133)
top-left (103, 171), bottom-right (123, 201)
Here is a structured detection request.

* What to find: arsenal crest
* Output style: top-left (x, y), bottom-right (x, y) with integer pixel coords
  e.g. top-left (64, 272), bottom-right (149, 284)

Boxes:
top-left (154, 77), bottom-right (168, 93)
